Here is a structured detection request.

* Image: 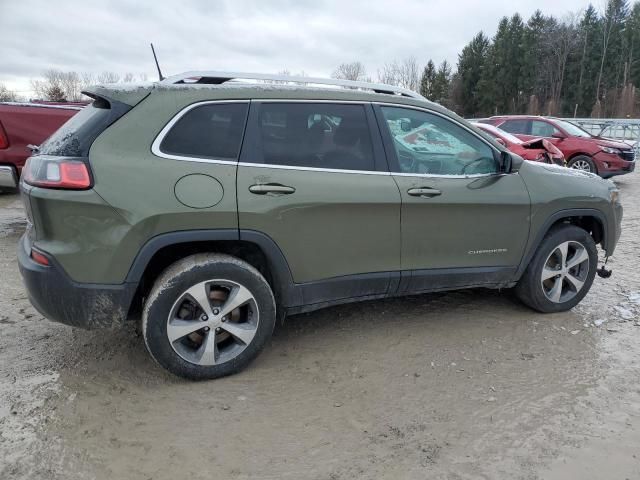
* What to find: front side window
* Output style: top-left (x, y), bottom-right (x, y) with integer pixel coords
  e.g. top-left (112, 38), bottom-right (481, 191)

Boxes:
top-left (380, 107), bottom-right (497, 175)
top-left (553, 119), bottom-right (592, 138)
top-left (160, 103), bottom-right (249, 160)
top-left (255, 103), bottom-right (374, 171)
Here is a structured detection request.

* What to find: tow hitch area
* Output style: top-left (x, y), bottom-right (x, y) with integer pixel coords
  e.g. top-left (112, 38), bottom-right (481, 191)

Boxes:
top-left (597, 257), bottom-right (612, 278)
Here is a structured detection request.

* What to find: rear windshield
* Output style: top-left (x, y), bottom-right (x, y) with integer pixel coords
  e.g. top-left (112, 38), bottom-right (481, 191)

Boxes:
top-left (38, 100), bottom-right (128, 156)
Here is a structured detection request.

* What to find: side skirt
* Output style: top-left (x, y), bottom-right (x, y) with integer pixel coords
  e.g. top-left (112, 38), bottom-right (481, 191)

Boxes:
top-left (286, 266), bottom-right (517, 316)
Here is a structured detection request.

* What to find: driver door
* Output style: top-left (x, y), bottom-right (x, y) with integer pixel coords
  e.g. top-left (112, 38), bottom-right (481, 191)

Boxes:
top-left (374, 105), bottom-right (531, 292)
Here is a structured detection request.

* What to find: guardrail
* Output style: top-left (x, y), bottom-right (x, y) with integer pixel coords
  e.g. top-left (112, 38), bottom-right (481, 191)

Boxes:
top-left (563, 118), bottom-right (640, 153)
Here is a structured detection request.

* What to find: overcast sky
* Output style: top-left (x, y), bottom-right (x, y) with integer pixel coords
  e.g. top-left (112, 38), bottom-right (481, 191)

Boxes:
top-left (1, 0), bottom-right (595, 96)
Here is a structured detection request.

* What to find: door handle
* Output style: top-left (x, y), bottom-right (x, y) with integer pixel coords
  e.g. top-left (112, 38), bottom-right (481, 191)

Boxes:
top-left (407, 187), bottom-right (442, 198)
top-left (248, 183), bottom-right (296, 195)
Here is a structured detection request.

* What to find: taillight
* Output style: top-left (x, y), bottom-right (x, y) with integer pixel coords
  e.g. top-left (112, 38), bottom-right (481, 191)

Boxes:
top-left (23, 156), bottom-right (92, 190)
top-left (0, 121), bottom-right (8, 149)
top-left (30, 249), bottom-right (50, 266)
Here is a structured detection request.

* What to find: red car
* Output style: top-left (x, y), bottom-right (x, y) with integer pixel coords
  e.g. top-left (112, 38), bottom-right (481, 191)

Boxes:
top-left (480, 115), bottom-right (635, 178)
top-left (0, 102), bottom-right (82, 190)
top-left (473, 122), bottom-right (565, 165)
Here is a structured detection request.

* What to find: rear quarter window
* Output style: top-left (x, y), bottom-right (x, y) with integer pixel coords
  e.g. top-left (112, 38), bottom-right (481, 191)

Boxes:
top-left (38, 102), bottom-right (115, 157)
top-left (159, 103), bottom-right (249, 160)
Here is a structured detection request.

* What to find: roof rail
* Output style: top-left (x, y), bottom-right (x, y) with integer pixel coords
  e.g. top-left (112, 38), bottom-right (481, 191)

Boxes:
top-left (160, 71), bottom-right (425, 100)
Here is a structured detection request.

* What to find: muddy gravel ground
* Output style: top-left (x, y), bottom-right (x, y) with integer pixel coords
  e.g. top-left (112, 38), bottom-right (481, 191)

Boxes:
top-left (1, 174), bottom-right (639, 480)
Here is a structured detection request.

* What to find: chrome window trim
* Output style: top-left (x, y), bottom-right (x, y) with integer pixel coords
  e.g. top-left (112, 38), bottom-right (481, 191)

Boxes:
top-left (237, 161), bottom-right (391, 176)
top-left (374, 101), bottom-right (505, 179)
top-left (151, 100), bottom-right (250, 163)
top-left (151, 98), bottom-right (504, 179)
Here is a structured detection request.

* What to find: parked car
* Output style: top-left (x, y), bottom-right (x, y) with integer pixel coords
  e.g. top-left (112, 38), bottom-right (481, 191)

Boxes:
top-left (19, 73), bottom-right (622, 380)
top-left (480, 115), bottom-right (635, 178)
top-left (473, 122), bottom-right (565, 165)
top-left (0, 102), bottom-right (83, 189)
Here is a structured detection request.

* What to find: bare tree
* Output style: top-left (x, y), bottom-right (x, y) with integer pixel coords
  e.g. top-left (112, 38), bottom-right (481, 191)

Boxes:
top-left (0, 83), bottom-right (18, 102)
top-left (123, 72), bottom-right (135, 83)
top-left (97, 71), bottom-right (120, 84)
top-left (377, 57), bottom-right (420, 91)
top-left (332, 61), bottom-right (368, 81)
top-left (31, 70), bottom-right (85, 101)
top-left (544, 13), bottom-right (581, 109)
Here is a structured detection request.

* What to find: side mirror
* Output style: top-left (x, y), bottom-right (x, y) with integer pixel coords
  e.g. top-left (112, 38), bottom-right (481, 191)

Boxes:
top-left (500, 151), bottom-right (524, 173)
top-left (495, 137), bottom-right (506, 146)
top-left (500, 151), bottom-right (513, 173)
top-left (551, 132), bottom-right (566, 139)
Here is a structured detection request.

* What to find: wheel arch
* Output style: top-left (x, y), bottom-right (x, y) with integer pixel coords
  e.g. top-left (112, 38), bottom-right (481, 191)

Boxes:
top-left (515, 209), bottom-right (607, 280)
top-left (125, 229), bottom-right (301, 318)
top-left (566, 152), bottom-right (593, 161)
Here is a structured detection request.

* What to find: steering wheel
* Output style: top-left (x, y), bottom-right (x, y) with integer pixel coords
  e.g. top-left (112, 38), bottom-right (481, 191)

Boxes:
top-left (398, 150), bottom-right (416, 173)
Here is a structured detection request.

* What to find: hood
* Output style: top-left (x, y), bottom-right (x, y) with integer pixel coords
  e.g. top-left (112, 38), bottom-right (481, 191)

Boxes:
top-left (524, 160), bottom-right (602, 180)
top-left (589, 136), bottom-right (632, 150)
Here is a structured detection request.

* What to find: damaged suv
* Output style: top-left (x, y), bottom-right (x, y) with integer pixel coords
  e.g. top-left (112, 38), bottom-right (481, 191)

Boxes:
top-left (18, 72), bottom-right (622, 380)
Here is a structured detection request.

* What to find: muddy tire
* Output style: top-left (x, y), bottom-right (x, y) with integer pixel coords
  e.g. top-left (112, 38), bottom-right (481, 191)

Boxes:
top-left (515, 225), bottom-right (597, 313)
top-left (567, 155), bottom-right (597, 174)
top-left (142, 253), bottom-right (276, 380)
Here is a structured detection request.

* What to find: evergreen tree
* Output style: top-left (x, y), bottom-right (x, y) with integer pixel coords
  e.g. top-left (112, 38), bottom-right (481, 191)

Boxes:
top-left (432, 60), bottom-right (452, 104)
top-left (419, 60), bottom-right (436, 99)
top-left (456, 32), bottom-right (490, 116)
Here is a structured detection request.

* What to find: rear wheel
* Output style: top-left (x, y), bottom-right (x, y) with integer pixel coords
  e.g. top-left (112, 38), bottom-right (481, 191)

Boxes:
top-left (515, 225), bottom-right (597, 313)
top-left (142, 253), bottom-right (276, 380)
top-left (567, 155), bottom-right (597, 174)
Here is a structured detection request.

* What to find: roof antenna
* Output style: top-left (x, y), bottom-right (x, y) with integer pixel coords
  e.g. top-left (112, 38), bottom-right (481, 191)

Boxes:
top-left (150, 43), bottom-right (164, 81)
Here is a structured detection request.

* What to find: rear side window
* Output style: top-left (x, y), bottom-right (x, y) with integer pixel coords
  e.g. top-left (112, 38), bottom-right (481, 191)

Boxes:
top-left (531, 120), bottom-right (559, 137)
top-left (501, 119), bottom-right (530, 135)
top-left (160, 103), bottom-right (248, 160)
top-left (255, 103), bottom-right (374, 171)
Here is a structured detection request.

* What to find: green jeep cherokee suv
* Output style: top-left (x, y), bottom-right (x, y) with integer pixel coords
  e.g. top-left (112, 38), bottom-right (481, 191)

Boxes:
top-left (18, 72), bottom-right (623, 380)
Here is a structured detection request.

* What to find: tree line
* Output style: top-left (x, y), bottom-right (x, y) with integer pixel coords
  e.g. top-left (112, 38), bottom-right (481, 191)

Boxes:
top-left (2, 0), bottom-right (638, 118)
top-left (0, 70), bottom-right (149, 103)
top-left (333, 1), bottom-right (640, 118)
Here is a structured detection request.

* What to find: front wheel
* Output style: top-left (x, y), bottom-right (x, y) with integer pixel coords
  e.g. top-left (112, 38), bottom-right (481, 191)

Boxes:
top-left (142, 253), bottom-right (276, 380)
top-left (567, 155), bottom-right (597, 174)
top-left (515, 225), bottom-right (597, 313)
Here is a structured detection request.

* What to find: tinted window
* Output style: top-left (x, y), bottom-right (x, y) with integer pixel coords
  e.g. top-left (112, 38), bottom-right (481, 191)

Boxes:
top-left (501, 119), bottom-right (530, 135)
top-left (380, 107), bottom-right (497, 175)
top-left (256, 103), bottom-right (374, 171)
top-left (531, 120), bottom-right (559, 137)
top-left (160, 103), bottom-right (248, 160)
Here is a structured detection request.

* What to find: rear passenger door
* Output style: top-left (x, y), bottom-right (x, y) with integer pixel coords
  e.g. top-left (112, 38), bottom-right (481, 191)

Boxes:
top-left (237, 102), bottom-right (401, 303)
top-left (499, 119), bottom-right (533, 141)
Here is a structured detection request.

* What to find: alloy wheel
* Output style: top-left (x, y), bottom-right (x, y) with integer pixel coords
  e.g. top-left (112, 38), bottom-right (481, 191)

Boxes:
top-left (570, 159), bottom-right (592, 172)
top-left (540, 241), bottom-right (590, 303)
top-left (167, 280), bottom-right (259, 366)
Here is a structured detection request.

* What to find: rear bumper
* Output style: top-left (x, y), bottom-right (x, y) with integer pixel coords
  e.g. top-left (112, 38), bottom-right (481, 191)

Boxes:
top-left (17, 234), bottom-right (136, 329)
top-left (0, 165), bottom-right (18, 188)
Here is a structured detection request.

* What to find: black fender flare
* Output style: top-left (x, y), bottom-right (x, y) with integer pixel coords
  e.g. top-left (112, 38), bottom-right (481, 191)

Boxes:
top-left (124, 229), bottom-right (302, 307)
top-left (515, 208), bottom-right (608, 279)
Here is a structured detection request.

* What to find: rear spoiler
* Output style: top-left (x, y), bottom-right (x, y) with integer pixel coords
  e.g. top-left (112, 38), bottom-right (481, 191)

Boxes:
top-left (82, 84), bottom-right (154, 108)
